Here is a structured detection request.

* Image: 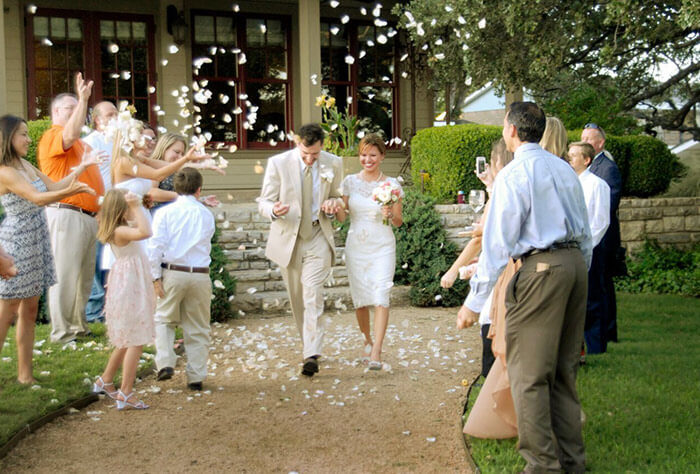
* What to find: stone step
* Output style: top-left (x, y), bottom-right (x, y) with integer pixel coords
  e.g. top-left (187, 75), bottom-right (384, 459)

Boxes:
top-left (232, 285), bottom-right (411, 314)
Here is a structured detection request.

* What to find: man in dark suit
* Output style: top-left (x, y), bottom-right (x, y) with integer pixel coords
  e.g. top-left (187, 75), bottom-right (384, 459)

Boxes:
top-left (582, 124), bottom-right (622, 343)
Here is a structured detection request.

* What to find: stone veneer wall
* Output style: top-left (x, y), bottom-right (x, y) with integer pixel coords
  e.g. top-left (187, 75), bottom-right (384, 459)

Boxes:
top-left (436, 197), bottom-right (700, 254)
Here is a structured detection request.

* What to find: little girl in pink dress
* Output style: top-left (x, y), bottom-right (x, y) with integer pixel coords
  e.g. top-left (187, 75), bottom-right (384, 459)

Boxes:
top-left (92, 189), bottom-right (155, 410)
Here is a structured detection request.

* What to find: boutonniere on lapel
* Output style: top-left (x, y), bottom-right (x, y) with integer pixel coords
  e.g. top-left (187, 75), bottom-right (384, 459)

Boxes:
top-left (319, 166), bottom-right (334, 183)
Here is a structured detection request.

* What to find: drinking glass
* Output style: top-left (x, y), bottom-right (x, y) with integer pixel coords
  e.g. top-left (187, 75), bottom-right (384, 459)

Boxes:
top-left (468, 189), bottom-right (486, 224)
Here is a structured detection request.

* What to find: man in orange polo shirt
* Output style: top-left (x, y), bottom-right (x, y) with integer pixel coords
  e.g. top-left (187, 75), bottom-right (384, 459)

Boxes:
top-left (39, 73), bottom-right (104, 343)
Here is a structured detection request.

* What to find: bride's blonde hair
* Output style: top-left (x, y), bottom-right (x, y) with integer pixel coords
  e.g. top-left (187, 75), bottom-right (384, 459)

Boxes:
top-left (97, 189), bottom-right (129, 244)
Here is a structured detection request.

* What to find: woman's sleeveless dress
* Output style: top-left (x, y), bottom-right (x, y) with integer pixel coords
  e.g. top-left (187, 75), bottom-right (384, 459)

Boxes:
top-left (0, 178), bottom-right (56, 298)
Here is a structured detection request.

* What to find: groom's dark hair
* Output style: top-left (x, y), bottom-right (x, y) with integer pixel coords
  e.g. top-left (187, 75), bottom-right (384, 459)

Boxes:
top-left (297, 123), bottom-right (325, 146)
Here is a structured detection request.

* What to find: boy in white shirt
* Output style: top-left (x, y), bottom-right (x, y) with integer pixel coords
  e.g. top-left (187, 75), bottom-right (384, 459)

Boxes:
top-left (148, 168), bottom-right (215, 390)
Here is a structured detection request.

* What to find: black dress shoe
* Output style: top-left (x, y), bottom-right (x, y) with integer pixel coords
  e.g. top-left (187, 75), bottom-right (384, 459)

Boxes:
top-left (301, 357), bottom-right (319, 377)
top-left (157, 367), bottom-right (174, 381)
top-left (188, 381), bottom-right (203, 391)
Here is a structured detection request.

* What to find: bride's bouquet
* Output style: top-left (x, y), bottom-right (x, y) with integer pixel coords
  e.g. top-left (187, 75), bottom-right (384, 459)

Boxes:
top-left (372, 180), bottom-right (401, 225)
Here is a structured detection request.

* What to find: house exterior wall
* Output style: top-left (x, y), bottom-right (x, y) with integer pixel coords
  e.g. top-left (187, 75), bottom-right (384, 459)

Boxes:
top-left (2, 0), bottom-right (428, 191)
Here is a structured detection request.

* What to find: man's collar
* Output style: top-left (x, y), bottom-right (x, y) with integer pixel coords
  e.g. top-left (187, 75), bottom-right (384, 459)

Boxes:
top-left (513, 142), bottom-right (541, 159)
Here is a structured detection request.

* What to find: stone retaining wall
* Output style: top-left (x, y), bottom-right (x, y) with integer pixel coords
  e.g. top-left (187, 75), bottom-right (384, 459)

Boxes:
top-left (436, 197), bottom-right (700, 253)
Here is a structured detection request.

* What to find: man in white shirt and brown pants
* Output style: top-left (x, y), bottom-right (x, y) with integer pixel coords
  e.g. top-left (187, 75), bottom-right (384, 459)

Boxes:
top-left (568, 142), bottom-right (610, 355)
top-left (148, 168), bottom-right (215, 391)
top-left (458, 102), bottom-right (592, 473)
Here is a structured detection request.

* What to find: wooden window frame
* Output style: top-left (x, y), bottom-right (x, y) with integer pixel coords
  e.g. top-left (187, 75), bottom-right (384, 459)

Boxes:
top-left (320, 19), bottom-right (400, 142)
top-left (25, 8), bottom-right (157, 126)
top-left (191, 10), bottom-right (294, 150)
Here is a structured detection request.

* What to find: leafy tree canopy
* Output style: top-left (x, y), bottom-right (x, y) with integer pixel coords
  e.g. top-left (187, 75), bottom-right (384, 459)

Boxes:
top-left (394, 0), bottom-right (700, 138)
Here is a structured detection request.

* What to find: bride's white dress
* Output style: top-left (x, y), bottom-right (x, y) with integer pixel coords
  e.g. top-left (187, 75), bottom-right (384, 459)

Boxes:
top-left (342, 174), bottom-right (403, 308)
top-left (101, 177), bottom-right (153, 270)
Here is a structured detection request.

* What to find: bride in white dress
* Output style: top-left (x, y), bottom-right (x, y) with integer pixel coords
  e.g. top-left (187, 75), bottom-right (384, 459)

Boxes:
top-left (336, 134), bottom-right (403, 370)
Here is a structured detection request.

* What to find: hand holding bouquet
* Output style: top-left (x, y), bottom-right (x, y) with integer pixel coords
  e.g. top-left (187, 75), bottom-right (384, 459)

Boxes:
top-left (372, 180), bottom-right (401, 225)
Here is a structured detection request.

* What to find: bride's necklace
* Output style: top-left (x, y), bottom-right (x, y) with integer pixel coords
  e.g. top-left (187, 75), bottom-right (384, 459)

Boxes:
top-left (360, 170), bottom-right (383, 182)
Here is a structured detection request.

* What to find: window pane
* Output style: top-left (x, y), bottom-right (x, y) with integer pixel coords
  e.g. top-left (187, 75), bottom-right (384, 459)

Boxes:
top-left (267, 20), bottom-right (284, 47)
top-left (133, 45), bottom-right (147, 71)
top-left (133, 22), bottom-right (146, 40)
top-left (101, 41), bottom-right (116, 70)
top-left (102, 72), bottom-right (117, 96)
top-left (321, 84), bottom-right (350, 114)
top-left (118, 49), bottom-right (132, 70)
top-left (217, 50), bottom-right (237, 77)
top-left (268, 49), bottom-right (287, 79)
top-left (246, 49), bottom-right (265, 79)
top-left (192, 45), bottom-right (215, 76)
top-left (36, 70), bottom-right (51, 98)
top-left (50, 17), bottom-right (66, 39)
top-left (330, 25), bottom-right (347, 47)
top-left (67, 18), bottom-right (82, 40)
top-left (36, 97), bottom-right (50, 119)
top-left (68, 43), bottom-right (83, 69)
top-left (118, 74), bottom-right (132, 97)
top-left (194, 16), bottom-right (215, 43)
top-left (34, 17), bottom-right (49, 38)
top-left (247, 19), bottom-right (265, 47)
top-left (216, 16), bottom-right (235, 45)
top-left (100, 21), bottom-right (115, 39)
top-left (196, 81), bottom-right (238, 143)
top-left (52, 45), bottom-right (67, 70)
top-left (52, 70), bottom-right (69, 94)
top-left (246, 82), bottom-right (286, 144)
top-left (134, 73), bottom-right (148, 97)
top-left (358, 86), bottom-right (393, 138)
top-left (35, 41), bottom-right (50, 68)
top-left (134, 99), bottom-right (149, 121)
top-left (116, 21), bottom-right (131, 40)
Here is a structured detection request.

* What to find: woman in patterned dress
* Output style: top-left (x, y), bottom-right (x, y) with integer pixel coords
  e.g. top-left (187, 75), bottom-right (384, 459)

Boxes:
top-left (0, 115), bottom-right (97, 384)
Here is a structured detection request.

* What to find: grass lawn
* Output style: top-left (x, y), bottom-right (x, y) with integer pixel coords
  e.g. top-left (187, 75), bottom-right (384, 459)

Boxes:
top-left (465, 293), bottom-right (700, 473)
top-left (0, 323), bottom-right (154, 447)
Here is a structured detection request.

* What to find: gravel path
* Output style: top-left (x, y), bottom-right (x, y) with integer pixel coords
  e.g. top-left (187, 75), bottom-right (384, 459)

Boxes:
top-left (1, 307), bottom-right (480, 473)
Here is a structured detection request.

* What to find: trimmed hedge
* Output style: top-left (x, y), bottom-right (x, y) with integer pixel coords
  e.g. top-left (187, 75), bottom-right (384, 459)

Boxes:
top-left (27, 119), bottom-right (52, 169)
top-left (567, 130), bottom-right (685, 198)
top-left (410, 124), bottom-right (503, 202)
top-left (411, 124), bottom-right (684, 202)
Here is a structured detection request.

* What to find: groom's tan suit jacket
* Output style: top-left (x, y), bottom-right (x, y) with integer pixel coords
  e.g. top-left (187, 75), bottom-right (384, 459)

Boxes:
top-left (258, 148), bottom-right (343, 268)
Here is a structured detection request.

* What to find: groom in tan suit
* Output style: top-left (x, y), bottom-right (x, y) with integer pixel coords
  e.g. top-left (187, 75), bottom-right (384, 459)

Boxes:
top-left (258, 123), bottom-right (343, 376)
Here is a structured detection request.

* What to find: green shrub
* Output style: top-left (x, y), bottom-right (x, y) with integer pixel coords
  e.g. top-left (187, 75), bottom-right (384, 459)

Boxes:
top-left (410, 124), bottom-right (503, 203)
top-left (568, 130), bottom-right (685, 197)
top-left (394, 189), bottom-right (469, 306)
top-left (27, 119), bottom-right (52, 168)
top-left (210, 228), bottom-right (237, 322)
top-left (410, 123), bottom-right (684, 202)
top-left (614, 240), bottom-right (699, 297)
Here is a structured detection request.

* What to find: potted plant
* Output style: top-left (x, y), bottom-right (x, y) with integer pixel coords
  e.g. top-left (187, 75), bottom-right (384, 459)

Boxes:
top-left (316, 94), bottom-right (367, 176)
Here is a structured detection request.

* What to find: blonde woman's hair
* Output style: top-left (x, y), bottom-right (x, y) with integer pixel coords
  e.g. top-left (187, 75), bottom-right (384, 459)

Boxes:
top-left (540, 116), bottom-right (568, 159)
top-left (109, 126), bottom-right (143, 185)
top-left (490, 138), bottom-right (514, 173)
top-left (358, 133), bottom-right (386, 155)
top-left (150, 132), bottom-right (187, 162)
top-left (97, 189), bottom-right (128, 244)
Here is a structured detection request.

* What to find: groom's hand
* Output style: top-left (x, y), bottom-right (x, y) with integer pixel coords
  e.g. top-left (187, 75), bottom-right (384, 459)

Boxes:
top-left (321, 198), bottom-right (340, 215)
top-left (272, 201), bottom-right (290, 217)
top-left (456, 305), bottom-right (479, 329)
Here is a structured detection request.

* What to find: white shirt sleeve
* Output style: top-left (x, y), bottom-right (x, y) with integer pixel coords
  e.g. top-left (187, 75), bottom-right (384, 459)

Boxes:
top-left (147, 209), bottom-right (168, 280)
top-left (589, 179), bottom-right (610, 248)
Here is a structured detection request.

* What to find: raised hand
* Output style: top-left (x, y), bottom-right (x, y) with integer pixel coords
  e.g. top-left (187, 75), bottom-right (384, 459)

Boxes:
top-left (440, 269), bottom-right (458, 289)
top-left (201, 195), bottom-right (221, 207)
top-left (81, 149), bottom-right (107, 167)
top-left (124, 191), bottom-right (141, 206)
top-left (75, 72), bottom-right (94, 102)
top-left (476, 163), bottom-right (493, 189)
top-left (67, 176), bottom-right (96, 196)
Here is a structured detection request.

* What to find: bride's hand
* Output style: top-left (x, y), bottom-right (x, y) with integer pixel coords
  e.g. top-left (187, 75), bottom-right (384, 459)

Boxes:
top-left (456, 305), bottom-right (478, 330)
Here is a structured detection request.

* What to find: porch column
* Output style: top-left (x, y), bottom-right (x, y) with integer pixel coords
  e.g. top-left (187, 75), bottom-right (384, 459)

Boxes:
top-left (297, 0), bottom-right (322, 124)
top-left (0, 0), bottom-right (7, 113)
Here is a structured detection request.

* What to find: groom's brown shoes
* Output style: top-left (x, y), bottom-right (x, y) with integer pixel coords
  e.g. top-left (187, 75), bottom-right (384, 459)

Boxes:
top-left (301, 356), bottom-right (319, 377)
